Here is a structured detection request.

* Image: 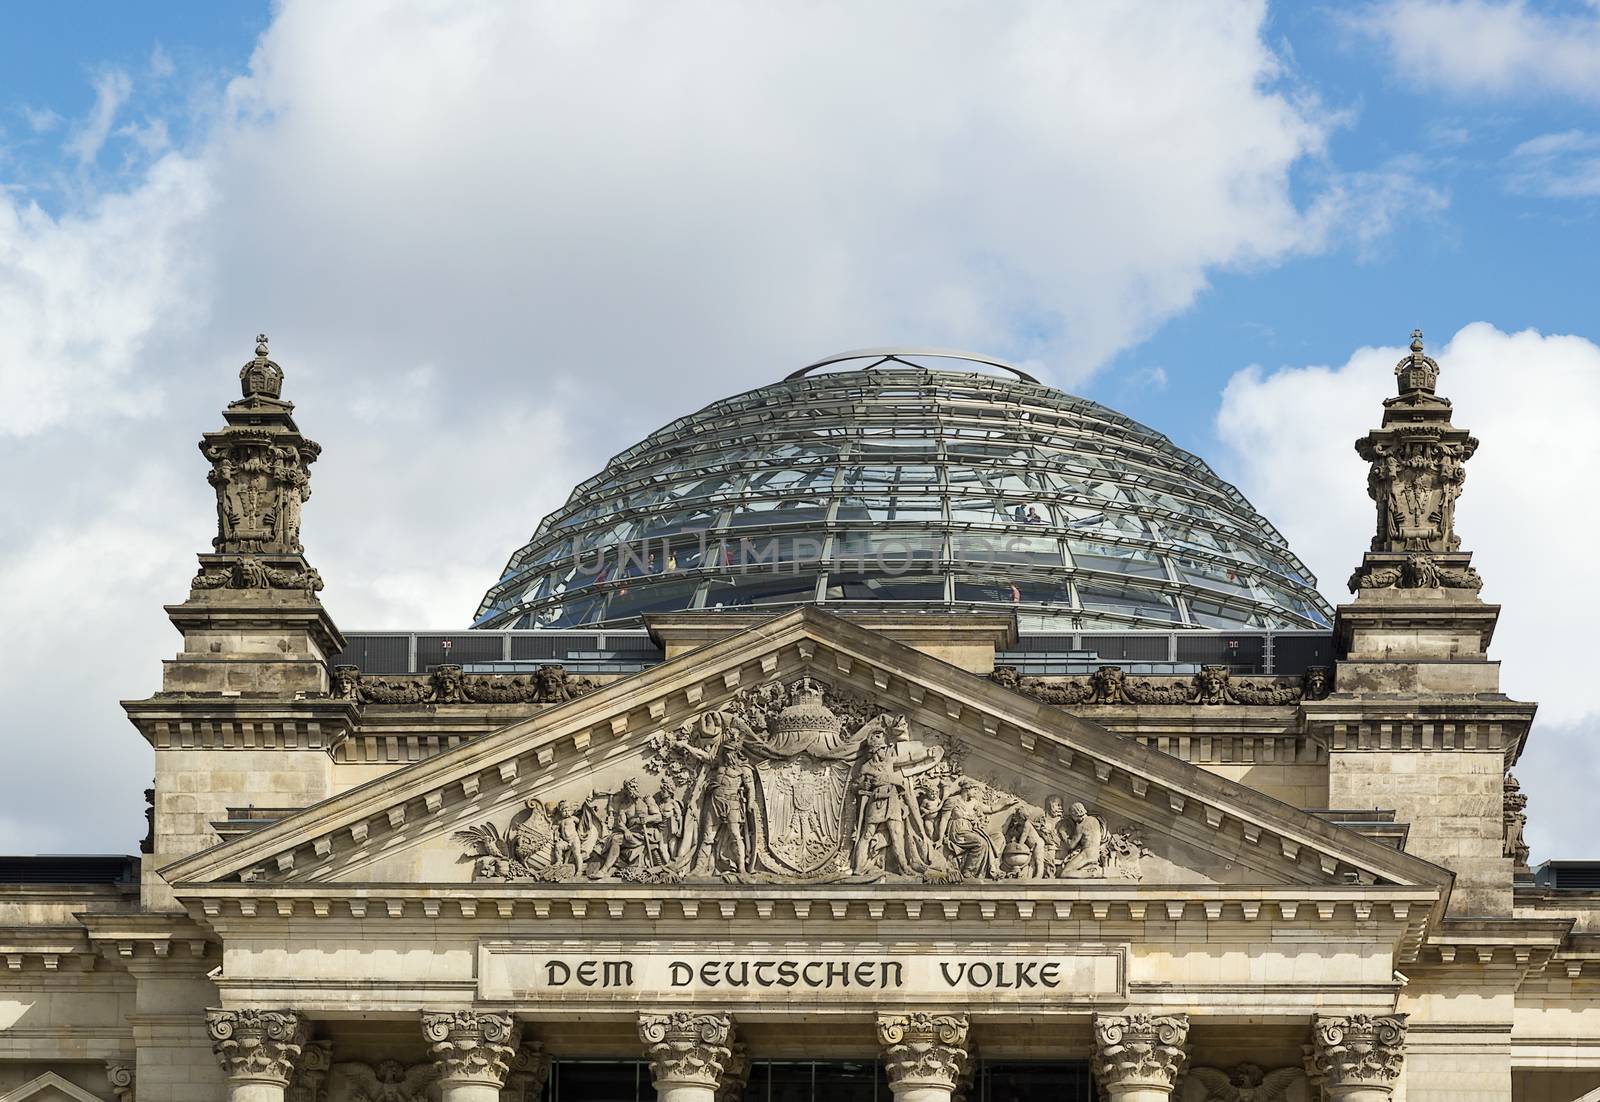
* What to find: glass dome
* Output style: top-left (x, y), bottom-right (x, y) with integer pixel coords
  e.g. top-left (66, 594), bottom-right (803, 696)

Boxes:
top-left (474, 350), bottom-right (1332, 632)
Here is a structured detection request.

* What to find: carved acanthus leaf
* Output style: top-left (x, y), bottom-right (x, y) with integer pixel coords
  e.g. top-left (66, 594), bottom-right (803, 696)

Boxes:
top-left (1092, 1013), bottom-right (1189, 1091)
top-left (877, 1013), bottom-right (970, 1091)
top-left (1309, 1014), bottom-right (1406, 1087)
top-left (207, 1008), bottom-right (310, 1085)
top-left (422, 1011), bottom-right (521, 1088)
top-left (639, 1012), bottom-right (734, 1089)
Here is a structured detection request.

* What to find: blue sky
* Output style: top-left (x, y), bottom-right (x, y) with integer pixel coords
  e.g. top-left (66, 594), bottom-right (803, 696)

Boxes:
top-left (1, 1), bottom-right (1598, 857)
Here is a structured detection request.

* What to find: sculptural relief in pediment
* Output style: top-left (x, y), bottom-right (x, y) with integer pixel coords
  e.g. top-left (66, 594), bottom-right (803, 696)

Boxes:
top-left (454, 676), bottom-right (1149, 886)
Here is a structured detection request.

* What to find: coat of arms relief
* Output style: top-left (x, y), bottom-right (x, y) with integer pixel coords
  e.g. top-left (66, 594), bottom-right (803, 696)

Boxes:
top-left (456, 677), bottom-right (1147, 884)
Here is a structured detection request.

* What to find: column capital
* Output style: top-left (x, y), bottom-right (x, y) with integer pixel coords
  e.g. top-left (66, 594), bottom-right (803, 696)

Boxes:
top-left (422, 1011), bottom-right (522, 1089)
top-left (1091, 1013), bottom-right (1189, 1096)
top-left (287, 1039), bottom-right (332, 1102)
top-left (877, 1013), bottom-right (970, 1095)
top-left (503, 1041), bottom-right (554, 1102)
top-left (639, 1012), bottom-right (735, 1091)
top-left (207, 1008), bottom-right (311, 1086)
top-left (1310, 1015), bottom-right (1407, 1094)
top-left (716, 1042), bottom-right (751, 1102)
top-left (104, 1059), bottom-right (135, 1102)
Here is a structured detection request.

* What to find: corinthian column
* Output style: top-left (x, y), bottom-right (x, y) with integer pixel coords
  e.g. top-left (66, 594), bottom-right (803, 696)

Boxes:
top-left (639, 1012), bottom-right (735, 1102)
top-left (1309, 1015), bottom-right (1407, 1102)
top-left (206, 1008), bottom-right (310, 1102)
top-left (1091, 1014), bottom-right (1189, 1102)
top-left (422, 1011), bottom-right (522, 1102)
top-left (876, 1013), bottom-right (970, 1102)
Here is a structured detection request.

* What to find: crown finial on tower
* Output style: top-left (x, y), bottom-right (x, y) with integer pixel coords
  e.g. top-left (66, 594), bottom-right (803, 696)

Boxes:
top-left (241, 331), bottom-right (285, 400)
top-left (1347, 327), bottom-right (1481, 593)
top-left (1395, 326), bottom-right (1440, 394)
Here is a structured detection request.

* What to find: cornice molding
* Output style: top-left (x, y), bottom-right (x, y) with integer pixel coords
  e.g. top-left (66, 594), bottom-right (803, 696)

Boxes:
top-left (159, 609), bottom-right (1454, 911)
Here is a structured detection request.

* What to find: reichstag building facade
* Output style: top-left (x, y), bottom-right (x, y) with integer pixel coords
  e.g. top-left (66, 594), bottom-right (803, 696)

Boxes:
top-left (0, 342), bottom-right (1590, 1102)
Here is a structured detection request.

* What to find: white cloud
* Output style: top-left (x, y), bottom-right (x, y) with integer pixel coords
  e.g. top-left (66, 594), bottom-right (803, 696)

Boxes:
top-left (1348, 0), bottom-right (1600, 102)
top-left (63, 68), bottom-right (132, 166)
top-left (1505, 129), bottom-right (1600, 198)
top-left (21, 106), bottom-right (62, 135)
top-left (1217, 323), bottom-right (1600, 859)
top-left (0, 1), bottom-right (1452, 850)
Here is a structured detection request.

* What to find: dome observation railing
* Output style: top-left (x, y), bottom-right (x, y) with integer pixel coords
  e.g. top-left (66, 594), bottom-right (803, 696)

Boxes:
top-left (473, 355), bottom-right (1332, 634)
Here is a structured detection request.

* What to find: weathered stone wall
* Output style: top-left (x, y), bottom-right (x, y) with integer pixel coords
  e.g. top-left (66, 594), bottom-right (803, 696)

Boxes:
top-left (1329, 749), bottom-right (1511, 914)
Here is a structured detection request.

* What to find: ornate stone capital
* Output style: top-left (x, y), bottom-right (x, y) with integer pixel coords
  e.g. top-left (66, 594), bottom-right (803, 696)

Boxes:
top-left (639, 1012), bottom-right (735, 1090)
top-left (422, 1011), bottom-right (521, 1088)
top-left (105, 1059), bottom-right (135, 1102)
top-left (1310, 1015), bottom-right (1406, 1091)
top-left (877, 1013), bottom-right (970, 1094)
top-left (1092, 1013), bottom-right (1189, 1094)
top-left (207, 1008), bottom-right (311, 1086)
top-left (504, 1041), bottom-right (554, 1102)
top-left (287, 1040), bottom-right (333, 1102)
top-left (716, 1041), bottom-right (751, 1102)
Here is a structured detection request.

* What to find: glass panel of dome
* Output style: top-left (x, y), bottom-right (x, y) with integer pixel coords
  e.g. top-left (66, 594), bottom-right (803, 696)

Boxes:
top-left (949, 497), bottom-right (1020, 525)
top-left (1058, 505), bottom-right (1149, 537)
top-left (831, 531), bottom-right (943, 565)
top-left (601, 579), bottom-right (705, 621)
top-left (1076, 579), bottom-right (1181, 622)
top-left (835, 495), bottom-right (943, 522)
top-left (1255, 581), bottom-right (1327, 624)
top-left (745, 466), bottom-right (836, 493)
top-left (954, 573), bottom-right (1072, 606)
top-left (842, 464), bottom-right (939, 487)
top-left (703, 572), bottom-right (821, 610)
top-left (1068, 538), bottom-right (1168, 578)
top-left (727, 497), bottom-right (831, 528)
top-left (1176, 555), bottom-right (1255, 599)
top-left (640, 506), bottom-right (721, 538)
top-left (951, 533), bottom-right (1062, 566)
top-left (1186, 596), bottom-right (1264, 629)
top-left (824, 572), bottom-right (947, 603)
top-left (714, 532), bottom-right (827, 567)
top-left (531, 591), bottom-right (607, 627)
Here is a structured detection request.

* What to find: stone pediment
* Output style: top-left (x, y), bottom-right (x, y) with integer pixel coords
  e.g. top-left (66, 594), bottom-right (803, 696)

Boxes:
top-left (161, 608), bottom-right (1450, 901)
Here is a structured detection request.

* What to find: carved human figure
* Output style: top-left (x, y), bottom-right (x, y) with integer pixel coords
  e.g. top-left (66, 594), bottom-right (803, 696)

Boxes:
top-left (851, 728), bottom-right (930, 876)
top-left (548, 800), bottom-right (593, 875)
top-left (592, 779), bottom-right (663, 878)
top-left (1004, 795), bottom-right (1063, 879)
top-left (1058, 801), bottom-right (1106, 878)
top-left (692, 746), bottom-right (758, 875)
top-left (935, 777), bottom-right (1018, 878)
top-left (653, 778), bottom-right (685, 866)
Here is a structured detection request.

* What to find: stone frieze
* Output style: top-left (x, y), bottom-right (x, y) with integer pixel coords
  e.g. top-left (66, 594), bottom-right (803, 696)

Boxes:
top-left (989, 663), bottom-right (1330, 707)
top-left (454, 677), bottom-right (1148, 885)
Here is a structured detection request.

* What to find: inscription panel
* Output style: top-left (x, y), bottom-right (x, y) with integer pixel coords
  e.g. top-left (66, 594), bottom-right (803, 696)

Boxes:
top-left (478, 941), bottom-right (1126, 1007)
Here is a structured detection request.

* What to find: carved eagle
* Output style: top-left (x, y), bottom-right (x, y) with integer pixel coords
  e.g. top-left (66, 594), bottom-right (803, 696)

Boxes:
top-left (331, 1059), bottom-right (440, 1102)
top-left (1184, 1065), bottom-right (1303, 1102)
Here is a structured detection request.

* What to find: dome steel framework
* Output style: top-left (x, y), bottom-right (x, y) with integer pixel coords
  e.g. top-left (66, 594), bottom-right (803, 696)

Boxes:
top-left (474, 351), bottom-right (1332, 632)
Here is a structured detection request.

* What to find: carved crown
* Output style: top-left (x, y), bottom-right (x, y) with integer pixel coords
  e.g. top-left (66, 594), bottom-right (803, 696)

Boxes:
top-left (1394, 329), bottom-right (1439, 394)
top-left (775, 680), bottom-right (838, 739)
top-left (241, 333), bottom-right (286, 400)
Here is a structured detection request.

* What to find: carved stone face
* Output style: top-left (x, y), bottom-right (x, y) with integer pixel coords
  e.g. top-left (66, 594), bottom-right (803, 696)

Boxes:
top-left (1303, 666), bottom-right (1329, 698)
top-left (1069, 802), bottom-right (1087, 822)
top-left (621, 778), bottom-right (642, 800)
top-left (1045, 796), bottom-right (1064, 817)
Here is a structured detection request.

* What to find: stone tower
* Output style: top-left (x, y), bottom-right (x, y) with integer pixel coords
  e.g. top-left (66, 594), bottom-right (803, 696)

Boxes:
top-left (125, 337), bottom-right (352, 910)
top-left (1307, 331), bottom-right (1536, 915)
